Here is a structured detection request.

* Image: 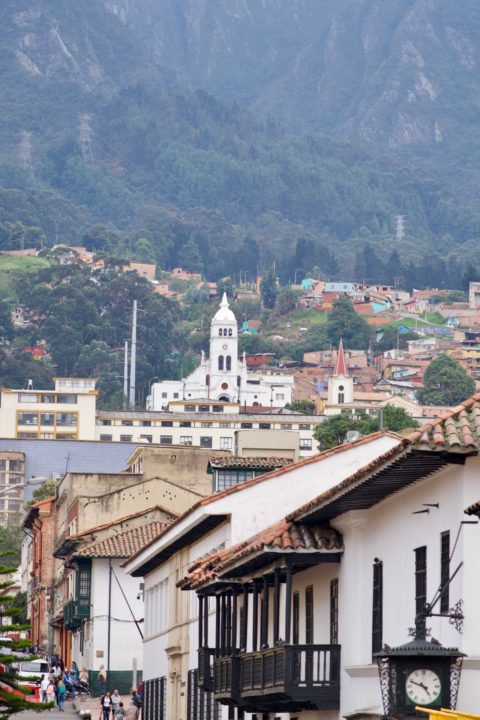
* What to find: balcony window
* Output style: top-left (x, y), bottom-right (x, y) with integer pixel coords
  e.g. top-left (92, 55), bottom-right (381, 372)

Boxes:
top-left (19, 393), bottom-right (38, 403)
top-left (18, 412), bottom-right (38, 426)
top-left (56, 413), bottom-right (77, 427)
top-left (57, 394), bottom-right (77, 404)
top-left (40, 413), bottom-right (55, 427)
top-left (40, 394), bottom-right (55, 404)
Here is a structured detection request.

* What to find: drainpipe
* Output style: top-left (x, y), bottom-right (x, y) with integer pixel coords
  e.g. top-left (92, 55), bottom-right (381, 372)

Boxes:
top-left (107, 559), bottom-right (112, 684)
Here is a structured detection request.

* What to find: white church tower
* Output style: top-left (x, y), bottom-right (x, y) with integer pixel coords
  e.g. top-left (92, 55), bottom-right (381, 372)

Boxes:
top-left (208, 292), bottom-right (239, 401)
top-left (328, 339), bottom-right (354, 405)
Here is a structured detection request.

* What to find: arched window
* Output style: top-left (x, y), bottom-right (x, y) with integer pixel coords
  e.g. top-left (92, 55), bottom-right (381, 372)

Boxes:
top-left (338, 392), bottom-right (344, 404)
top-left (218, 356), bottom-right (224, 371)
top-left (224, 328), bottom-right (228, 335)
top-left (226, 356), bottom-right (232, 371)
top-left (219, 328), bottom-right (223, 336)
top-left (228, 328), bottom-right (232, 336)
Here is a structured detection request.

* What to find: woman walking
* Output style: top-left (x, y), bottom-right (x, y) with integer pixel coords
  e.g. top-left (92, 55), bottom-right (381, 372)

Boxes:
top-left (57, 680), bottom-right (66, 711)
top-left (101, 691), bottom-right (112, 720)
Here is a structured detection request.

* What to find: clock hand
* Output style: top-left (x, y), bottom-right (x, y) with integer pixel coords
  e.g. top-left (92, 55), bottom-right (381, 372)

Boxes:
top-left (409, 680), bottom-right (431, 695)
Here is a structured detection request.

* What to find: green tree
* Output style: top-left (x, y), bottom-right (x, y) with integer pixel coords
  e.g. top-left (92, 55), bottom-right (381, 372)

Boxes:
top-left (326, 296), bottom-right (372, 350)
top-left (417, 354), bottom-right (476, 406)
top-left (285, 400), bottom-right (316, 415)
top-left (134, 238), bottom-right (155, 264)
top-left (178, 239), bottom-right (203, 273)
top-left (462, 262), bottom-right (477, 292)
top-left (260, 268), bottom-right (278, 309)
top-left (314, 405), bottom-right (419, 450)
top-left (275, 287), bottom-right (297, 315)
top-left (27, 479), bottom-right (58, 509)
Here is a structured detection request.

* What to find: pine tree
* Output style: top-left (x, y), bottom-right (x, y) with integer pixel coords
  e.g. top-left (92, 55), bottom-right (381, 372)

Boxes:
top-left (0, 543), bottom-right (47, 717)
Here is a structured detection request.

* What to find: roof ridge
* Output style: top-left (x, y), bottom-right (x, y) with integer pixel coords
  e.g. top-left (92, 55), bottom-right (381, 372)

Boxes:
top-left (70, 505), bottom-right (176, 538)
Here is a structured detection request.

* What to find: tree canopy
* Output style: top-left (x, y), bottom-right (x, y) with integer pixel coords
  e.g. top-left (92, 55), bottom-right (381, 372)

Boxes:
top-left (325, 296), bottom-right (372, 350)
top-left (417, 354), bottom-right (476, 406)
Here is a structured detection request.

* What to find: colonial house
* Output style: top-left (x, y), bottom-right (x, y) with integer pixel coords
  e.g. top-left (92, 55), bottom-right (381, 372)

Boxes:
top-left (127, 393), bottom-right (480, 720)
top-left (124, 431), bottom-right (402, 720)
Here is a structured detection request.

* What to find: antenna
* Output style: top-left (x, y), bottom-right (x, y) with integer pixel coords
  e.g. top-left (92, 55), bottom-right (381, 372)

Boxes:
top-left (19, 131), bottom-right (33, 173)
top-left (129, 300), bottom-right (137, 409)
top-left (79, 113), bottom-right (94, 166)
top-left (123, 340), bottom-right (129, 409)
top-left (395, 215), bottom-right (405, 243)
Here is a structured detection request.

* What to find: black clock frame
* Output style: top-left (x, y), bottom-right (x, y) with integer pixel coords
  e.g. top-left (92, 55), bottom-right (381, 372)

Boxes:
top-left (375, 637), bottom-right (464, 718)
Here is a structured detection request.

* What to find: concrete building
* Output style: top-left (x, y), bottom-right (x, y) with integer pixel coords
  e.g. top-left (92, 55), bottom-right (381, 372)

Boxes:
top-left (0, 378), bottom-right (97, 441)
top-left (0, 451), bottom-right (25, 525)
top-left (147, 294), bottom-right (294, 410)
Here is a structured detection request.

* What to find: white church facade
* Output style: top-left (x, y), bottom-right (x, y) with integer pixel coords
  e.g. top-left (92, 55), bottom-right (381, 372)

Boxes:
top-left (147, 294), bottom-right (294, 411)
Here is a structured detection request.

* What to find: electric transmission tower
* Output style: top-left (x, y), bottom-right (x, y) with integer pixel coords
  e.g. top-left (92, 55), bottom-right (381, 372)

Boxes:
top-left (79, 113), bottom-right (94, 166)
top-left (19, 131), bottom-right (33, 173)
top-left (395, 214), bottom-right (405, 243)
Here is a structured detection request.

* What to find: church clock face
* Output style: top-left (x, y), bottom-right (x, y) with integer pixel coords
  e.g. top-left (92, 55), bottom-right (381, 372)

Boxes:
top-left (405, 669), bottom-right (442, 706)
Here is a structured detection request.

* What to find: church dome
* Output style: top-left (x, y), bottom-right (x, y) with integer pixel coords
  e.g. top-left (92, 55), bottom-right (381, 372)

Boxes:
top-left (212, 293), bottom-right (237, 324)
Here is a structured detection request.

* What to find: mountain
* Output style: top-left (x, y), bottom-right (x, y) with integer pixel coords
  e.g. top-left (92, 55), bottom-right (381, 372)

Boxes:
top-left (1, 1), bottom-right (480, 286)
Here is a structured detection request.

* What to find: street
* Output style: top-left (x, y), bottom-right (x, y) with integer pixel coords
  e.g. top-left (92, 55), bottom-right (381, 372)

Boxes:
top-left (16, 699), bottom-right (96, 720)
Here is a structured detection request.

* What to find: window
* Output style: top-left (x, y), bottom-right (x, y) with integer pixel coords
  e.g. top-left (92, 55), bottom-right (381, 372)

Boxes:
top-left (280, 423), bottom-right (290, 430)
top-left (140, 434), bottom-right (153, 443)
top-left (338, 392), bottom-right (344, 404)
top-left (40, 394), bottom-right (54, 403)
top-left (300, 439), bottom-right (312, 450)
top-left (145, 579), bottom-right (169, 637)
top-left (55, 433), bottom-right (78, 440)
top-left (330, 578), bottom-right (339, 645)
top-left (160, 435), bottom-right (173, 444)
top-left (120, 435), bottom-right (133, 442)
top-left (219, 328), bottom-right (223, 336)
top-left (275, 393), bottom-right (285, 401)
top-left (18, 413), bottom-right (38, 426)
top-left (440, 531), bottom-right (450, 613)
top-left (216, 469), bottom-right (254, 491)
top-left (219, 422), bottom-right (231, 428)
top-left (299, 424), bottom-right (310, 430)
top-left (121, 420), bottom-right (133, 426)
top-left (40, 413), bottom-right (54, 426)
top-left (18, 432), bottom-right (37, 439)
top-left (293, 592), bottom-right (299, 644)
top-left (9, 460), bottom-right (22, 472)
top-left (218, 356), bottom-right (224, 371)
top-left (199, 405), bottom-right (209, 413)
top-left (305, 586), bottom-right (314, 643)
top-left (173, 393), bottom-right (179, 399)
top-left (220, 437), bottom-right (232, 450)
top-left (56, 413), bottom-right (77, 427)
top-left (100, 419), bottom-right (112, 426)
top-left (228, 328), bottom-right (232, 337)
top-left (19, 393), bottom-right (38, 403)
top-left (180, 436), bottom-right (193, 445)
top-left (180, 421), bottom-right (192, 427)
top-left (8, 499), bottom-right (20, 512)
top-left (226, 356), bottom-right (231, 371)
top-left (142, 420), bottom-right (152, 427)
top-left (372, 560), bottom-right (383, 656)
top-left (57, 394), bottom-right (77, 404)
top-left (201, 422), bottom-right (212, 428)
top-left (200, 436), bottom-right (213, 448)
top-left (161, 392), bottom-right (168, 398)
top-left (8, 475), bottom-right (21, 485)
top-left (212, 405), bottom-right (224, 413)
top-left (241, 422), bottom-right (252, 429)
top-left (161, 420), bottom-right (173, 427)
top-left (415, 546), bottom-right (427, 622)
top-left (185, 405), bottom-right (196, 412)
top-left (0, 461), bottom-right (5, 471)
top-left (259, 423), bottom-right (271, 430)
top-left (100, 434), bottom-right (112, 441)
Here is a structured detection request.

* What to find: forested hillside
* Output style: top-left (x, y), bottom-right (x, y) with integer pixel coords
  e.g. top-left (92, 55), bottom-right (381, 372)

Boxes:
top-left (1, 1), bottom-right (480, 286)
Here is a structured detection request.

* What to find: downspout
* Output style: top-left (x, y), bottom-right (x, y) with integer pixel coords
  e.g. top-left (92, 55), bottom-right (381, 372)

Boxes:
top-left (107, 559), bottom-right (112, 684)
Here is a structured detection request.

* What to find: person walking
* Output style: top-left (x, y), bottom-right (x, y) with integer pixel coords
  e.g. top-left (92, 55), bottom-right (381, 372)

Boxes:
top-left (57, 680), bottom-right (66, 711)
top-left (100, 691), bottom-right (112, 720)
top-left (114, 702), bottom-right (125, 720)
top-left (46, 678), bottom-right (56, 708)
top-left (111, 689), bottom-right (121, 716)
top-left (40, 675), bottom-right (50, 704)
top-left (98, 665), bottom-right (107, 696)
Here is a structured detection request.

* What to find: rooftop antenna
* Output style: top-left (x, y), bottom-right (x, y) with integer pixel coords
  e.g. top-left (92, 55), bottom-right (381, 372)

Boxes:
top-left (129, 300), bottom-right (137, 409)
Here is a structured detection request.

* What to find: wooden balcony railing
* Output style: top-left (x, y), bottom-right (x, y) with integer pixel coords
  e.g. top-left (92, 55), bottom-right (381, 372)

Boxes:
top-left (198, 647), bottom-right (215, 691)
top-left (213, 655), bottom-right (241, 704)
top-left (240, 644), bottom-right (340, 712)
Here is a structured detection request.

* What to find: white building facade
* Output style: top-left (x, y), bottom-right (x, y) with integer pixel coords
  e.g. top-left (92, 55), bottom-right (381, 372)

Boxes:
top-left (147, 294), bottom-right (294, 410)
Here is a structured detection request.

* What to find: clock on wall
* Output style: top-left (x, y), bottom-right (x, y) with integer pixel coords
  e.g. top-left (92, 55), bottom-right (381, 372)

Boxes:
top-left (376, 636), bottom-right (463, 717)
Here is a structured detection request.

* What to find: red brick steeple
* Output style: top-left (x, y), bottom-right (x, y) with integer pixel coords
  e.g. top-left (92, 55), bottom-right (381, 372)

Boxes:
top-left (334, 339), bottom-right (348, 376)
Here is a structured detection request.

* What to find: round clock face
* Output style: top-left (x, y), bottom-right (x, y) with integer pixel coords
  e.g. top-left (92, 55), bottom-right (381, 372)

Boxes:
top-left (406, 669), bottom-right (441, 705)
top-left (222, 344), bottom-right (228, 350)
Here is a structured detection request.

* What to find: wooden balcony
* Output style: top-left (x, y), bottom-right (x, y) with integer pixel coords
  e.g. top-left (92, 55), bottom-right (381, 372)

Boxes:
top-left (198, 647), bottom-right (215, 691)
top-left (213, 655), bottom-right (242, 705)
top-left (240, 644), bottom-right (340, 713)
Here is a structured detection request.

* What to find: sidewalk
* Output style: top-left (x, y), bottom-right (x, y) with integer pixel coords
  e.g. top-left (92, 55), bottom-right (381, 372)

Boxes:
top-left (17, 699), bottom-right (92, 720)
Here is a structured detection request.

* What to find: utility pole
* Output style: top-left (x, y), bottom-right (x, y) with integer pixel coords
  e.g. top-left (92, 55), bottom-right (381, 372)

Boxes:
top-left (129, 300), bottom-right (137, 409)
top-left (19, 131), bottom-right (33, 173)
top-left (395, 215), bottom-right (405, 244)
top-left (123, 341), bottom-right (129, 409)
top-left (79, 113), bottom-right (94, 166)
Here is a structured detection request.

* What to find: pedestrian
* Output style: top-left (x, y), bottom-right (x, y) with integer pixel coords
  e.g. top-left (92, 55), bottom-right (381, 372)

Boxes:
top-left (71, 661), bottom-right (79, 680)
top-left (98, 665), bottom-right (107, 695)
top-left (100, 691), bottom-right (112, 720)
top-left (124, 700), bottom-right (139, 720)
top-left (111, 689), bottom-right (121, 716)
top-left (131, 690), bottom-right (141, 709)
top-left (114, 702), bottom-right (125, 720)
top-left (57, 680), bottom-right (66, 711)
top-left (46, 678), bottom-right (56, 708)
top-left (40, 675), bottom-right (50, 704)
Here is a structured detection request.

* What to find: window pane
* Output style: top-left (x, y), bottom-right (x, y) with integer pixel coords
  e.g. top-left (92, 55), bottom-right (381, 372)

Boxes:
top-left (40, 413), bottom-right (55, 426)
top-left (57, 394), bottom-right (77, 404)
top-left (56, 413), bottom-right (77, 427)
top-left (160, 435), bottom-right (173, 444)
top-left (19, 393), bottom-right (38, 403)
top-left (18, 413), bottom-right (38, 426)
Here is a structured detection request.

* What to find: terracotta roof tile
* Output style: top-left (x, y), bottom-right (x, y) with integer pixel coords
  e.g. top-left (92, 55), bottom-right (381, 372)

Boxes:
top-left (408, 392), bottom-right (480, 452)
top-left (208, 456), bottom-right (293, 471)
top-left (75, 520), bottom-right (172, 558)
top-left (178, 520), bottom-right (343, 590)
